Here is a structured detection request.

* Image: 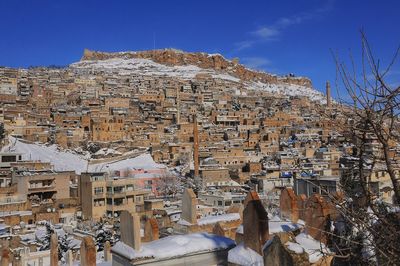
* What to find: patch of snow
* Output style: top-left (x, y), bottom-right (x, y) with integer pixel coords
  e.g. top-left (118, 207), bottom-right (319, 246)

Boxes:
top-left (2, 137), bottom-right (165, 175)
top-left (268, 217), bottom-right (303, 233)
top-left (111, 233), bottom-right (235, 260)
top-left (295, 233), bottom-right (331, 263)
top-left (70, 57), bottom-right (324, 102)
top-left (71, 58), bottom-right (240, 83)
top-left (3, 137), bottom-right (88, 173)
top-left (236, 224), bottom-right (243, 234)
top-left (286, 241), bottom-right (304, 254)
top-left (197, 213), bottom-right (240, 226)
top-left (228, 242), bottom-right (263, 266)
top-left (246, 80), bottom-right (325, 103)
top-left (88, 153), bottom-right (165, 172)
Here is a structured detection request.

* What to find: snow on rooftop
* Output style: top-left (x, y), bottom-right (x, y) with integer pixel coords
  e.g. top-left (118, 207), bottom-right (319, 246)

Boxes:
top-left (111, 233), bottom-right (235, 261)
top-left (0, 210), bottom-right (32, 218)
top-left (2, 137), bottom-right (164, 174)
top-left (3, 137), bottom-right (87, 173)
top-left (228, 242), bottom-right (263, 266)
top-left (87, 153), bottom-right (165, 172)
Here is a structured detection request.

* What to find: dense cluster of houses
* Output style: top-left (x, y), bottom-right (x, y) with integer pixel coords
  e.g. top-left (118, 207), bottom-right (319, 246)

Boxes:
top-left (0, 54), bottom-right (398, 265)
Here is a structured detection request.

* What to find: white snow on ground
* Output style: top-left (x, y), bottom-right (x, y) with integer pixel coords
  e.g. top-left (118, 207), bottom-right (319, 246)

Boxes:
top-left (2, 137), bottom-right (164, 174)
top-left (286, 241), bottom-right (305, 254)
top-left (235, 216), bottom-right (302, 235)
top-left (268, 215), bottom-right (303, 234)
top-left (111, 233), bottom-right (235, 260)
top-left (295, 233), bottom-right (331, 263)
top-left (94, 148), bottom-right (122, 156)
top-left (177, 213), bottom-right (240, 226)
top-left (228, 242), bottom-right (263, 266)
top-left (197, 213), bottom-right (241, 226)
top-left (71, 58), bottom-right (230, 80)
top-left (70, 57), bottom-right (324, 102)
top-left (246, 80), bottom-right (325, 103)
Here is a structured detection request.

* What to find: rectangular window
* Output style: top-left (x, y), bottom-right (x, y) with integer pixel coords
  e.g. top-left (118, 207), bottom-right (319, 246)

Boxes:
top-left (1, 155), bottom-right (16, 163)
top-left (94, 187), bottom-right (103, 195)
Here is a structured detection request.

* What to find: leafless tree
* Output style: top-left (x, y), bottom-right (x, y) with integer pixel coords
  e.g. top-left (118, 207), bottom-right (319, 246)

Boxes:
top-left (157, 172), bottom-right (181, 199)
top-left (328, 30), bottom-right (400, 265)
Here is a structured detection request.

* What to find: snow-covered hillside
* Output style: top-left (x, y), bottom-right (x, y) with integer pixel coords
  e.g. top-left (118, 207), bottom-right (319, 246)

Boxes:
top-left (2, 137), bottom-right (164, 174)
top-left (70, 57), bottom-right (325, 102)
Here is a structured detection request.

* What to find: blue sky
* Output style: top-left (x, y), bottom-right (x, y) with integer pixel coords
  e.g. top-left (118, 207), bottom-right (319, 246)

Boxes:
top-left (1, 0), bottom-right (399, 97)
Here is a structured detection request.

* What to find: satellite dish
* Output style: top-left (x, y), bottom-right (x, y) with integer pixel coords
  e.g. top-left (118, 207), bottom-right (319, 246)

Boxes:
top-left (47, 208), bottom-right (51, 213)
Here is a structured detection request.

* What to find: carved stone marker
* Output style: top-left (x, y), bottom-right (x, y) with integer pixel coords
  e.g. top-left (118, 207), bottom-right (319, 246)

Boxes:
top-left (181, 188), bottom-right (197, 224)
top-left (144, 217), bottom-right (159, 242)
top-left (120, 210), bottom-right (141, 250)
top-left (243, 191), bottom-right (269, 255)
top-left (104, 241), bottom-right (111, 262)
top-left (50, 233), bottom-right (58, 266)
top-left (80, 236), bottom-right (96, 266)
top-left (1, 248), bottom-right (10, 266)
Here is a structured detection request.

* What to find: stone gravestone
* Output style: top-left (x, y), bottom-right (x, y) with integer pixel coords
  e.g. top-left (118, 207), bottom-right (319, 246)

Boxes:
top-left (144, 217), bottom-right (159, 242)
top-left (297, 194), bottom-right (307, 221)
top-left (120, 210), bottom-right (141, 250)
top-left (304, 194), bottom-right (330, 243)
top-left (1, 248), bottom-right (10, 266)
top-left (243, 192), bottom-right (269, 255)
top-left (50, 233), bottom-right (58, 266)
top-left (181, 188), bottom-right (197, 224)
top-left (66, 249), bottom-right (73, 266)
top-left (104, 241), bottom-right (111, 262)
top-left (280, 188), bottom-right (299, 222)
top-left (80, 236), bottom-right (96, 266)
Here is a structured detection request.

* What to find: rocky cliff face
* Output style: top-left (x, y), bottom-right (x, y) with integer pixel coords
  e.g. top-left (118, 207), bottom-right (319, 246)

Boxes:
top-left (81, 49), bottom-right (312, 88)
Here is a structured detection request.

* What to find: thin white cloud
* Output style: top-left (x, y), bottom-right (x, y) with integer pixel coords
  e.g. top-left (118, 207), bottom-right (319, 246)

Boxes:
top-left (251, 27), bottom-right (279, 40)
top-left (241, 57), bottom-right (271, 69)
top-left (234, 40), bottom-right (255, 51)
top-left (234, 0), bottom-right (334, 51)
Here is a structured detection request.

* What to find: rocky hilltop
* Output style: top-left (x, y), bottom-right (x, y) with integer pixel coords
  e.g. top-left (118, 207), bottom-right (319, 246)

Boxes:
top-left (81, 49), bottom-right (312, 88)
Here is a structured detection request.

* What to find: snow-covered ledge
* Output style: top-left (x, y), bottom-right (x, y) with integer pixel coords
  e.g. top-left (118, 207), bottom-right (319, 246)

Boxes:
top-left (111, 233), bottom-right (235, 266)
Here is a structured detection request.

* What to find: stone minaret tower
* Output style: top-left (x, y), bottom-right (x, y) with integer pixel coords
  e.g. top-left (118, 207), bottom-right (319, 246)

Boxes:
top-left (193, 115), bottom-right (200, 179)
top-left (176, 87), bottom-right (180, 124)
top-left (326, 81), bottom-right (331, 108)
